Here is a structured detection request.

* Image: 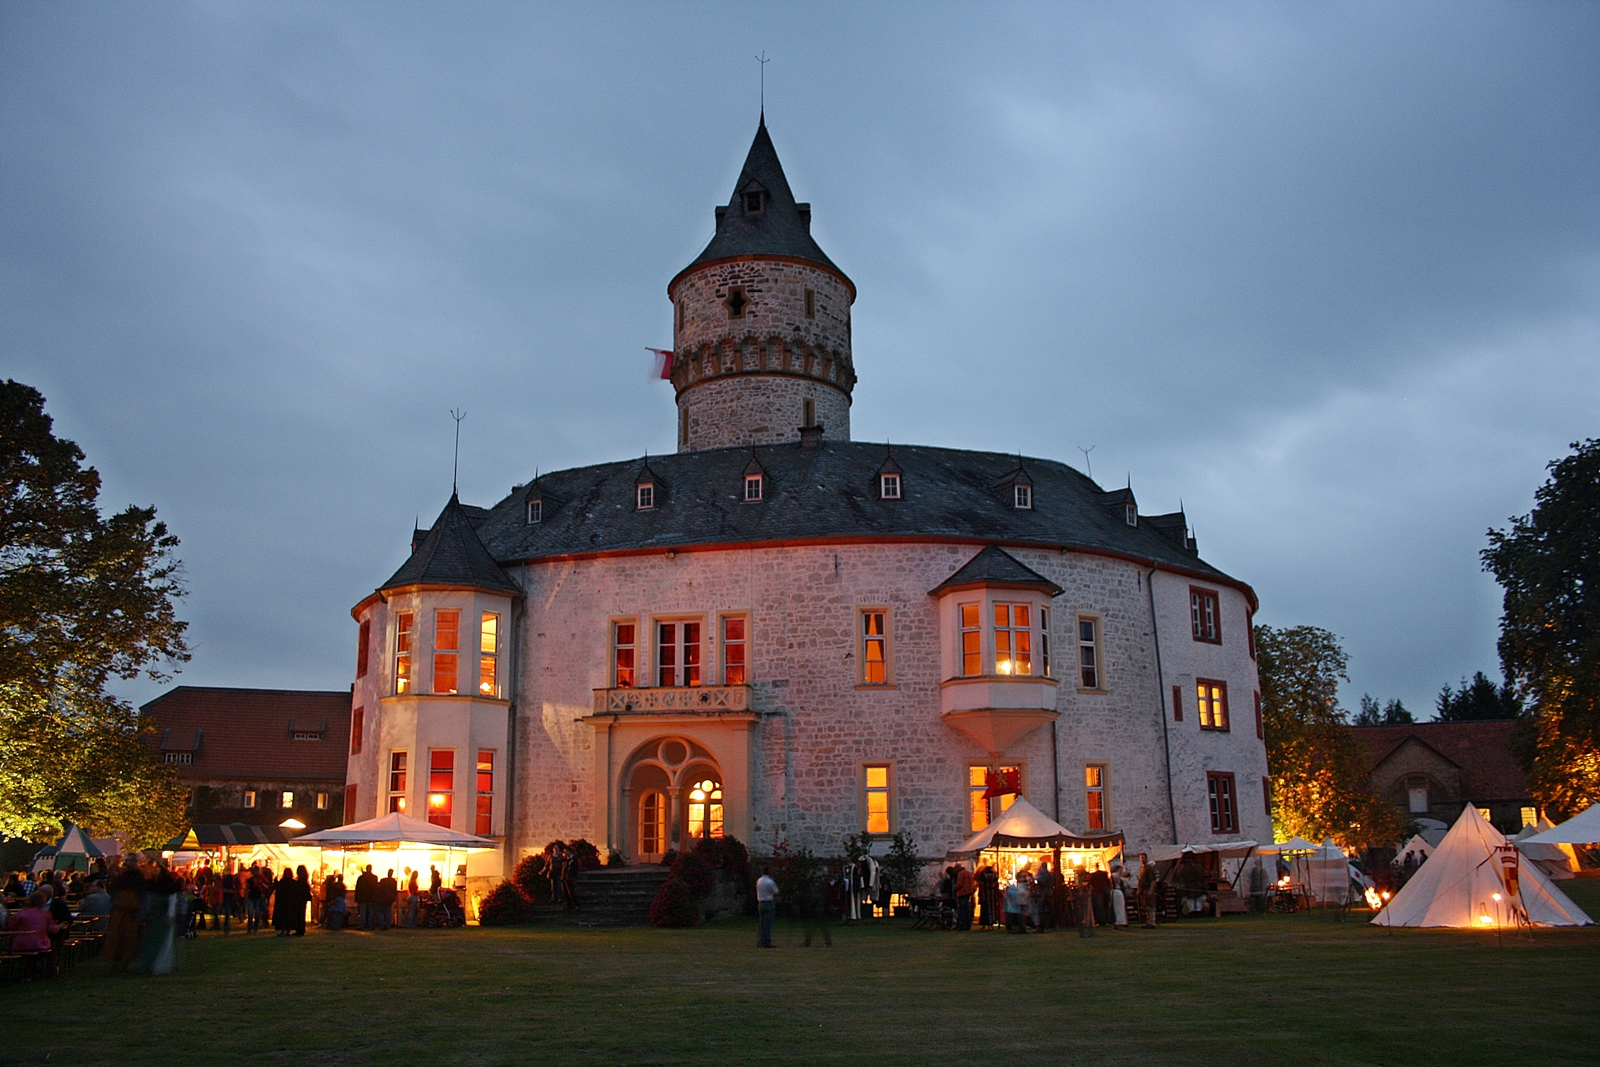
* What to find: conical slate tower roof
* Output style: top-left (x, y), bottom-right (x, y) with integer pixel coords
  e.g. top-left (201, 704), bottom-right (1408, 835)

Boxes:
top-left (677, 118), bottom-right (846, 282)
top-left (380, 493), bottom-right (520, 595)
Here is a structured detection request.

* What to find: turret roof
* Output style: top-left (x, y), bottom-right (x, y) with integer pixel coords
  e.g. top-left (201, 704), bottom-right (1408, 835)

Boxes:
top-left (674, 119), bottom-right (847, 287)
top-left (930, 544), bottom-right (1064, 596)
top-left (380, 492), bottom-right (520, 595)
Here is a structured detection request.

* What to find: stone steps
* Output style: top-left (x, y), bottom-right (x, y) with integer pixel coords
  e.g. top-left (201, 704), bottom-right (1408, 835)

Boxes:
top-left (532, 865), bottom-right (672, 926)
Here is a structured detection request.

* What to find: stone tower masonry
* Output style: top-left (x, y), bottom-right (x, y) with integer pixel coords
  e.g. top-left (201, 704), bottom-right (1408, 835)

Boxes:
top-left (667, 119), bottom-right (856, 452)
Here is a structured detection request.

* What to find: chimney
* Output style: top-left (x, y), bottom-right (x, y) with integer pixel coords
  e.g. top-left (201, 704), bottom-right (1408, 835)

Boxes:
top-left (799, 423), bottom-right (824, 449)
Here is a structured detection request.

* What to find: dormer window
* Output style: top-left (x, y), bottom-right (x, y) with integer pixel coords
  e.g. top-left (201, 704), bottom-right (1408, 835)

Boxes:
top-left (527, 498), bottom-right (543, 524)
top-left (1014, 484), bottom-right (1033, 509)
top-left (725, 287), bottom-right (748, 319)
top-left (1124, 503), bottom-right (1137, 526)
top-left (744, 474), bottom-right (764, 502)
top-left (743, 190), bottom-right (765, 214)
top-left (636, 483), bottom-right (655, 510)
top-left (880, 473), bottom-right (901, 500)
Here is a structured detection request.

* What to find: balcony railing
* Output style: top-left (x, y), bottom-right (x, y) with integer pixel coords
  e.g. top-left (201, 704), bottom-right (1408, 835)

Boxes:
top-left (593, 685), bottom-right (752, 716)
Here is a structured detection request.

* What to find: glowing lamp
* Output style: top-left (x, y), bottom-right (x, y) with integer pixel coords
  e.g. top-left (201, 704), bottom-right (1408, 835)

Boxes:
top-left (280, 818), bottom-right (306, 830)
top-left (1478, 914), bottom-right (1493, 926)
top-left (1491, 893), bottom-right (1502, 902)
top-left (479, 681), bottom-right (494, 695)
top-left (428, 793), bottom-right (448, 811)
top-left (690, 788), bottom-right (706, 802)
top-left (997, 661), bottom-right (1013, 675)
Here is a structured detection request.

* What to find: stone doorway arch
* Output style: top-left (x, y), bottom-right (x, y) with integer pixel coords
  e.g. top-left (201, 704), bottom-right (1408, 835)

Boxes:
top-left (623, 736), bottom-right (724, 862)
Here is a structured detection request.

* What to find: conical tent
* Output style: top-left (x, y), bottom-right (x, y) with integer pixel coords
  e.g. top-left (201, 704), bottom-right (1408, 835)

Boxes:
top-left (32, 823), bottom-right (105, 873)
top-left (1513, 820), bottom-right (1576, 880)
top-left (1373, 804), bottom-right (1591, 928)
top-left (1397, 833), bottom-right (1434, 860)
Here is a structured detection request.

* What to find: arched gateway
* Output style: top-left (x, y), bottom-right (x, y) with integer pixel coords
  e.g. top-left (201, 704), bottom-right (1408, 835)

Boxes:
top-left (623, 737), bottom-right (725, 862)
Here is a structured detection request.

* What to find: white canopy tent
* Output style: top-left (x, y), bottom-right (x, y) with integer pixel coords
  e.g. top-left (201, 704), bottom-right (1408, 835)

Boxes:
top-left (1397, 833), bottom-right (1434, 860)
top-left (1373, 804), bottom-right (1591, 928)
top-left (1513, 819), bottom-right (1577, 880)
top-left (294, 812), bottom-right (500, 886)
top-left (1522, 802), bottom-right (1600, 846)
top-left (948, 795), bottom-right (1123, 883)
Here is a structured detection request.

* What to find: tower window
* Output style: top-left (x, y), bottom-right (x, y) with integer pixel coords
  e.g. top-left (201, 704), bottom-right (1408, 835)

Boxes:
top-left (744, 474), bottom-right (763, 502)
top-left (804, 288), bottom-right (815, 319)
top-left (880, 473), bottom-right (901, 500)
top-left (1014, 484), bottom-right (1033, 509)
top-left (743, 191), bottom-right (764, 214)
top-left (725, 288), bottom-right (748, 319)
top-left (676, 299), bottom-right (684, 331)
top-left (636, 483), bottom-right (655, 510)
top-left (802, 398), bottom-right (815, 427)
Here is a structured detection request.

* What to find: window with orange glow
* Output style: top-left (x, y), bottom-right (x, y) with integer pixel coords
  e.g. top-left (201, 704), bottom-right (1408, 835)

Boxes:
top-left (994, 602), bottom-right (1032, 675)
top-left (639, 790), bottom-right (666, 857)
top-left (968, 764), bottom-right (1022, 832)
top-left (475, 750), bottom-right (494, 836)
top-left (613, 622), bottom-right (636, 688)
top-left (1198, 679), bottom-right (1229, 731)
top-left (657, 621), bottom-right (701, 687)
top-left (479, 612), bottom-right (499, 697)
top-left (388, 751), bottom-right (407, 813)
top-left (1085, 763), bottom-right (1108, 831)
top-left (427, 750), bottom-right (454, 828)
top-left (394, 612), bottom-right (413, 694)
top-left (864, 764), bottom-right (892, 834)
top-left (960, 603), bottom-right (982, 676)
top-left (433, 610), bottom-right (459, 694)
top-left (722, 617), bottom-right (746, 685)
top-left (687, 778), bottom-right (722, 839)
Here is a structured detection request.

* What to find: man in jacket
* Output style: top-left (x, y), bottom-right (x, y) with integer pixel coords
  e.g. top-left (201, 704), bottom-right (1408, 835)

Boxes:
top-left (354, 865), bottom-right (379, 931)
top-left (377, 870), bottom-right (399, 930)
top-left (954, 862), bottom-right (977, 930)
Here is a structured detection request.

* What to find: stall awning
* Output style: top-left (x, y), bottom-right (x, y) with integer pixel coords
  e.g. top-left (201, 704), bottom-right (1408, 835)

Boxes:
top-left (949, 795), bottom-right (1124, 855)
top-left (293, 812), bottom-right (498, 850)
top-left (163, 823), bottom-right (295, 851)
top-left (1147, 840), bottom-right (1259, 863)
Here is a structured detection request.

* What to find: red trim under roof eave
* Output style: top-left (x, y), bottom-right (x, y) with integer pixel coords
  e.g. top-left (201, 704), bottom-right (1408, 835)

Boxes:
top-left (351, 581), bottom-right (522, 620)
top-left (500, 535), bottom-right (1258, 610)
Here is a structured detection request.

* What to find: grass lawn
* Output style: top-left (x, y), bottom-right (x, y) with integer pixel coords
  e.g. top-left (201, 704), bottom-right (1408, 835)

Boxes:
top-left (6, 880), bottom-right (1599, 1067)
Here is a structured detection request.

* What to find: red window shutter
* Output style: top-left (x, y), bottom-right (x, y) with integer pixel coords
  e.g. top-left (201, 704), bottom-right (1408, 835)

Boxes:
top-left (1254, 692), bottom-right (1263, 739)
top-left (1262, 776), bottom-right (1272, 818)
top-left (344, 784), bottom-right (358, 823)
top-left (1171, 685), bottom-right (1183, 722)
top-left (350, 706), bottom-right (364, 755)
top-left (356, 619), bottom-right (371, 678)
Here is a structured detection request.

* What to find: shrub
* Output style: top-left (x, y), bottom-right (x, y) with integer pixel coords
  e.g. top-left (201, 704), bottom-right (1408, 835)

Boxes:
top-left (696, 835), bottom-right (751, 881)
top-left (660, 850), bottom-right (678, 867)
top-left (513, 854), bottom-right (551, 902)
top-left (648, 876), bottom-right (700, 927)
top-left (477, 880), bottom-right (533, 926)
top-left (606, 849), bottom-right (627, 868)
top-left (569, 838), bottom-right (603, 871)
top-left (670, 848), bottom-right (715, 896)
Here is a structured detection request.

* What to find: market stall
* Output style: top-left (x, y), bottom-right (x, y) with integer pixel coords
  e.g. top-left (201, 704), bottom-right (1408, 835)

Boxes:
top-left (30, 823), bottom-right (105, 874)
top-left (160, 823), bottom-right (318, 874)
top-left (948, 795), bottom-right (1123, 883)
top-left (293, 812), bottom-right (500, 907)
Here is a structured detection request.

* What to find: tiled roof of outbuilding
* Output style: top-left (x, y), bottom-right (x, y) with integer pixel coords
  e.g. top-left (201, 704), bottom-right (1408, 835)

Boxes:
top-left (674, 119), bottom-right (846, 287)
top-left (140, 687), bottom-right (352, 782)
top-left (381, 493), bottom-right (520, 595)
top-left (1355, 720), bottom-right (1530, 802)
top-left (449, 441), bottom-right (1247, 600)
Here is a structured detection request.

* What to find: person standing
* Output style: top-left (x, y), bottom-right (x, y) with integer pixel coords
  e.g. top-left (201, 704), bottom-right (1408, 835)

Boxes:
top-left (755, 865), bottom-right (778, 948)
top-left (406, 869), bottom-right (420, 927)
top-left (355, 865), bottom-right (379, 931)
top-left (272, 868), bottom-right (296, 936)
top-left (954, 862), bottom-right (976, 931)
top-left (977, 862), bottom-right (1000, 928)
top-left (138, 860), bottom-right (182, 974)
top-left (559, 849), bottom-right (579, 911)
top-left (378, 870), bottom-right (398, 930)
top-left (102, 858), bottom-right (146, 971)
top-left (1111, 865), bottom-right (1129, 929)
top-left (1138, 853), bottom-right (1159, 929)
top-left (293, 866), bottom-right (311, 935)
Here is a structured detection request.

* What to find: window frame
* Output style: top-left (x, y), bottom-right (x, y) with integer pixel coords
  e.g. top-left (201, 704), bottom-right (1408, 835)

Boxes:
top-left (967, 762), bottom-right (1026, 832)
top-left (427, 748), bottom-right (455, 829)
top-left (992, 601), bottom-right (1034, 676)
top-left (720, 614), bottom-right (748, 686)
top-left (959, 602), bottom-right (983, 677)
top-left (861, 762), bottom-right (895, 835)
top-left (343, 784), bottom-right (357, 823)
top-left (316, 792), bottom-right (330, 811)
top-left (612, 618), bottom-right (638, 688)
top-left (1254, 691), bottom-right (1263, 739)
top-left (350, 706), bottom-right (364, 755)
top-left (743, 473), bottom-right (764, 502)
top-left (478, 611), bottom-right (500, 698)
top-left (356, 618), bottom-right (370, 678)
top-left (432, 609), bottom-right (461, 694)
top-left (724, 286), bottom-right (749, 319)
top-left (859, 607), bottom-right (892, 686)
top-left (527, 498), bottom-right (543, 524)
top-left (388, 750), bottom-right (408, 814)
top-left (1040, 606), bottom-right (1051, 678)
top-left (1207, 771), bottom-right (1238, 834)
top-left (280, 791), bottom-right (295, 810)
top-left (1197, 678), bottom-right (1230, 732)
top-left (475, 749), bottom-right (495, 837)
top-left (1262, 776), bottom-right (1272, 819)
top-left (1014, 483), bottom-right (1033, 509)
top-left (1171, 685), bottom-right (1183, 722)
top-left (1084, 762), bottom-right (1110, 832)
top-left (394, 611), bottom-right (414, 694)
top-left (879, 473), bottom-right (901, 500)
top-left (804, 287), bottom-right (815, 319)
top-left (655, 617), bottom-right (704, 688)
top-left (636, 482), bottom-right (655, 510)
top-left (244, 789), bottom-right (258, 809)
top-left (1076, 614), bottom-right (1102, 691)
top-left (1190, 586), bottom-right (1222, 644)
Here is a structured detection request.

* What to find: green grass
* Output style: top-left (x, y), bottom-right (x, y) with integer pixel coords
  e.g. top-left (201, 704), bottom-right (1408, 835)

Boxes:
top-left (7, 882), bottom-right (1600, 1067)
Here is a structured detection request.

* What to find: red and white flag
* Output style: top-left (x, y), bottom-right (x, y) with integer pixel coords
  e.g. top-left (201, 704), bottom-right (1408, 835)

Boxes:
top-left (982, 768), bottom-right (1020, 800)
top-left (646, 347), bottom-right (674, 380)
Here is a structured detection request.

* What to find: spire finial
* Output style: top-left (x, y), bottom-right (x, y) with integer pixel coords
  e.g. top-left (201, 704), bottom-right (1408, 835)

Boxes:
top-left (450, 408), bottom-right (467, 495)
top-left (756, 51), bottom-right (770, 121)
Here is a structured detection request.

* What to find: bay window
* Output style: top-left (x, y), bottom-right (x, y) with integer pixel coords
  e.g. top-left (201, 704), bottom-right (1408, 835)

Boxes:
top-left (433, 610), bottom-right (460, 694)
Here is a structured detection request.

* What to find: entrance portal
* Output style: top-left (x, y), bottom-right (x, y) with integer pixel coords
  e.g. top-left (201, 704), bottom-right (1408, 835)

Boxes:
top-left (624, 737), bottom-right (725, 862)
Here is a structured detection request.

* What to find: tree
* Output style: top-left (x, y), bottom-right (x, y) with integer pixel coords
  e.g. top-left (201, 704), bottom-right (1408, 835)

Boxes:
top-left (1483, 438), bottom-right (1600, 819)
top-left (1256, 624), bottom-right (1409, 847)
top-left (1433, 671), bottom-right (1521, 722)
top-left (0, 380), bottom-right (190, 845)
top-left (1353, 694), bottom-right (1414, 726)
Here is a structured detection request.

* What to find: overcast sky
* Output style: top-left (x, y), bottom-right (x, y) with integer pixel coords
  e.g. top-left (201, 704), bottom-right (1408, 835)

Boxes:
top-left (3, 2), bottom-right (1596, 717)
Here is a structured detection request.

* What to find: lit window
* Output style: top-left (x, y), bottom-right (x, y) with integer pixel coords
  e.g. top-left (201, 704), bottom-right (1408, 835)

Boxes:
top-left (476, 750), bottom-right (494, 837)
top-left (1190, 587), bottom-right (1221, 643)
top-left (356, 619), bottom-right (370, 678)
top-left (657, 621), bottom-right (702, 687)
top-left (637, 482), bottom-right (655, 510)
top-left (394, 612), bottom-right (414, 694)
top-left (804, 287), bottom-right (815, 319)
top-left (388, 751), bottom-right (408, 813)
top-left (861, 610), bottom-right (889, 685)
top-left (527, 498), bottom-right (542, 524)
top-left (1014, 484), bottom-right (1032, 509)
top-left (639, 790), bottom-right (667, 857)
top-left (1477, 807), bottom-right (1491, 823)
top-left (613, 622), bottom-right (636, 688)
top-left (244, 790), bottom-right (258, 808)
top-left (428, 750), bottom-right (454, 828)
top-left (880, 473), bottom-right (901, 500)
top-left (864, 764), bottom-right (892, 834)
top-left (433, 610), bottom-right (460, 694)
top-left (280, 791), bottom-right (295, 810)
top-left (994, 602), bottom-right (1032, 675)
top-left (1207, 771), bottom-right (1237, 834)
top-left (744, 474), bottom-right (763, 502)
top-left (316, 792), bottom-right (329, 811)
top-left (959, 603), bottom-right (982, 676)
top-left (1520, 806), bottom-right (1537, 828)
top-left (1078, 617), bottom-right (1099, 689)
top-left (350, 706), bottom-right (364, 755)
top-left (722, 617), bottom-right (747, 685)
top-left (968, 764), bottom-right (1021, 831)
top-left (1197, 679), bottom-right (1229, 731)
top-left (687, 778), bottom-right (723, 839)
top-left (1085, 764), bottom-right (1109, 832)
top-left (479, 612), bottom-right (499, 697)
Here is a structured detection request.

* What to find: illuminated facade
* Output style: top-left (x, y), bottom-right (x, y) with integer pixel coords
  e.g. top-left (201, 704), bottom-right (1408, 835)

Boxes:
top-left (345, 121), bottom-right (1271, 893)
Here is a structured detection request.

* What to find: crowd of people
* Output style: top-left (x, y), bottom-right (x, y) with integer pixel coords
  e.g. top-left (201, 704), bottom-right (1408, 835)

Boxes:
top-left (926, 855), bottom-right (1164, 933)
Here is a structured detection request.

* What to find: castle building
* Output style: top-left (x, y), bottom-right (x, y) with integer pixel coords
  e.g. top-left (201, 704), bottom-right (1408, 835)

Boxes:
top-left (344, 120), bottom-right (1270, 890)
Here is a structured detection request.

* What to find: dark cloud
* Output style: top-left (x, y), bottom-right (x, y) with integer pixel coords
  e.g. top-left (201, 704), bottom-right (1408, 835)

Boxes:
top-left (2, 2), bottom-right (1595, 715)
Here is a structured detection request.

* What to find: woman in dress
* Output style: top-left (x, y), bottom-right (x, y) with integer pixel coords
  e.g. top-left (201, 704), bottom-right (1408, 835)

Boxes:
top-left (292, 866), bottom-right (311, 935)
top-left (101, 858), bottom-right (146, 971)
top-left (272, 868), bottom-right (296, 936)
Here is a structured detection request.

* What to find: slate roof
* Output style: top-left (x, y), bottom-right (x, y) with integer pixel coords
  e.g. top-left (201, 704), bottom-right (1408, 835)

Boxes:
top-left (140, 687), bottom-right (353, 782)
top-left (930, 544), bottom-right (1063, 596)
top-left (453, 440), bottom-right (1246, 600)
top-left (381, 493), bottom-right (519, 595)
top-left (674, 119), bottom-right (847, 288)
top-left (1355, 720), bottom-right (1530, 802)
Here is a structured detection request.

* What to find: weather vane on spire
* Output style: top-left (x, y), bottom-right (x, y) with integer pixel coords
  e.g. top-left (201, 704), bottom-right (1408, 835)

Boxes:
top-left (756, 51), bottom-right (770, 119)
top-left (450, 407), bottom-right (466, 494)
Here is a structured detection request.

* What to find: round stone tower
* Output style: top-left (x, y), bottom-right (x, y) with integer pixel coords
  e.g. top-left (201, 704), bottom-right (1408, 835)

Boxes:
top-left (667, 119), bottom-right (856, 453)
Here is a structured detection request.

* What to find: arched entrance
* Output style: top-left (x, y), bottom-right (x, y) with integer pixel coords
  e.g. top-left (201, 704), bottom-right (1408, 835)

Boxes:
top-left (623, 737), bottom-right (724, 862)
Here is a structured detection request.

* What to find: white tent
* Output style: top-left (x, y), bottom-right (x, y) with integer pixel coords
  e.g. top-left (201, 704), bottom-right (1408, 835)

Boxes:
top-left (1147, 840), bottom-right (1259, 863)
top-left (1373, 804), bottom-right (1591, 928)
top-left (294, 811), bottom-right (498, 849)
top-left (1522, 802), bottom-right (1600, 846)
top-left (1514, 819), bottom-right (1576, 880)
top-left (1397, 833), bottom-right (1434, 860)
top-left (1307, 839), bottom-right (1353, 905)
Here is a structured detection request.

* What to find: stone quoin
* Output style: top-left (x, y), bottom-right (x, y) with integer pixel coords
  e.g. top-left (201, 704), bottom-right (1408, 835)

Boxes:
top-left (344, 118), bottom-right (1270, 905)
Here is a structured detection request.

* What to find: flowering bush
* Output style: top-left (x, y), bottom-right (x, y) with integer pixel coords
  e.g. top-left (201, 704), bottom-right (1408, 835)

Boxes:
top-left (477, 880), bottom-right (534, 926)
top-left (648, 876), bottom-right (699, 927)
top-left (669, 849), bottom-right (715, 896)
top-left (512, 854), bottom-right (550, 902)
top-left (696, 835), bottom-right (751, 882)
top-left (569, 838), bottom-right (603, 871)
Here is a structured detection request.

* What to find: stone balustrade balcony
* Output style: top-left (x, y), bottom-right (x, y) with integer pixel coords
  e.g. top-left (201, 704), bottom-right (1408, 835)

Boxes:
top-left (592, 685), bottom-right (753, 716)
